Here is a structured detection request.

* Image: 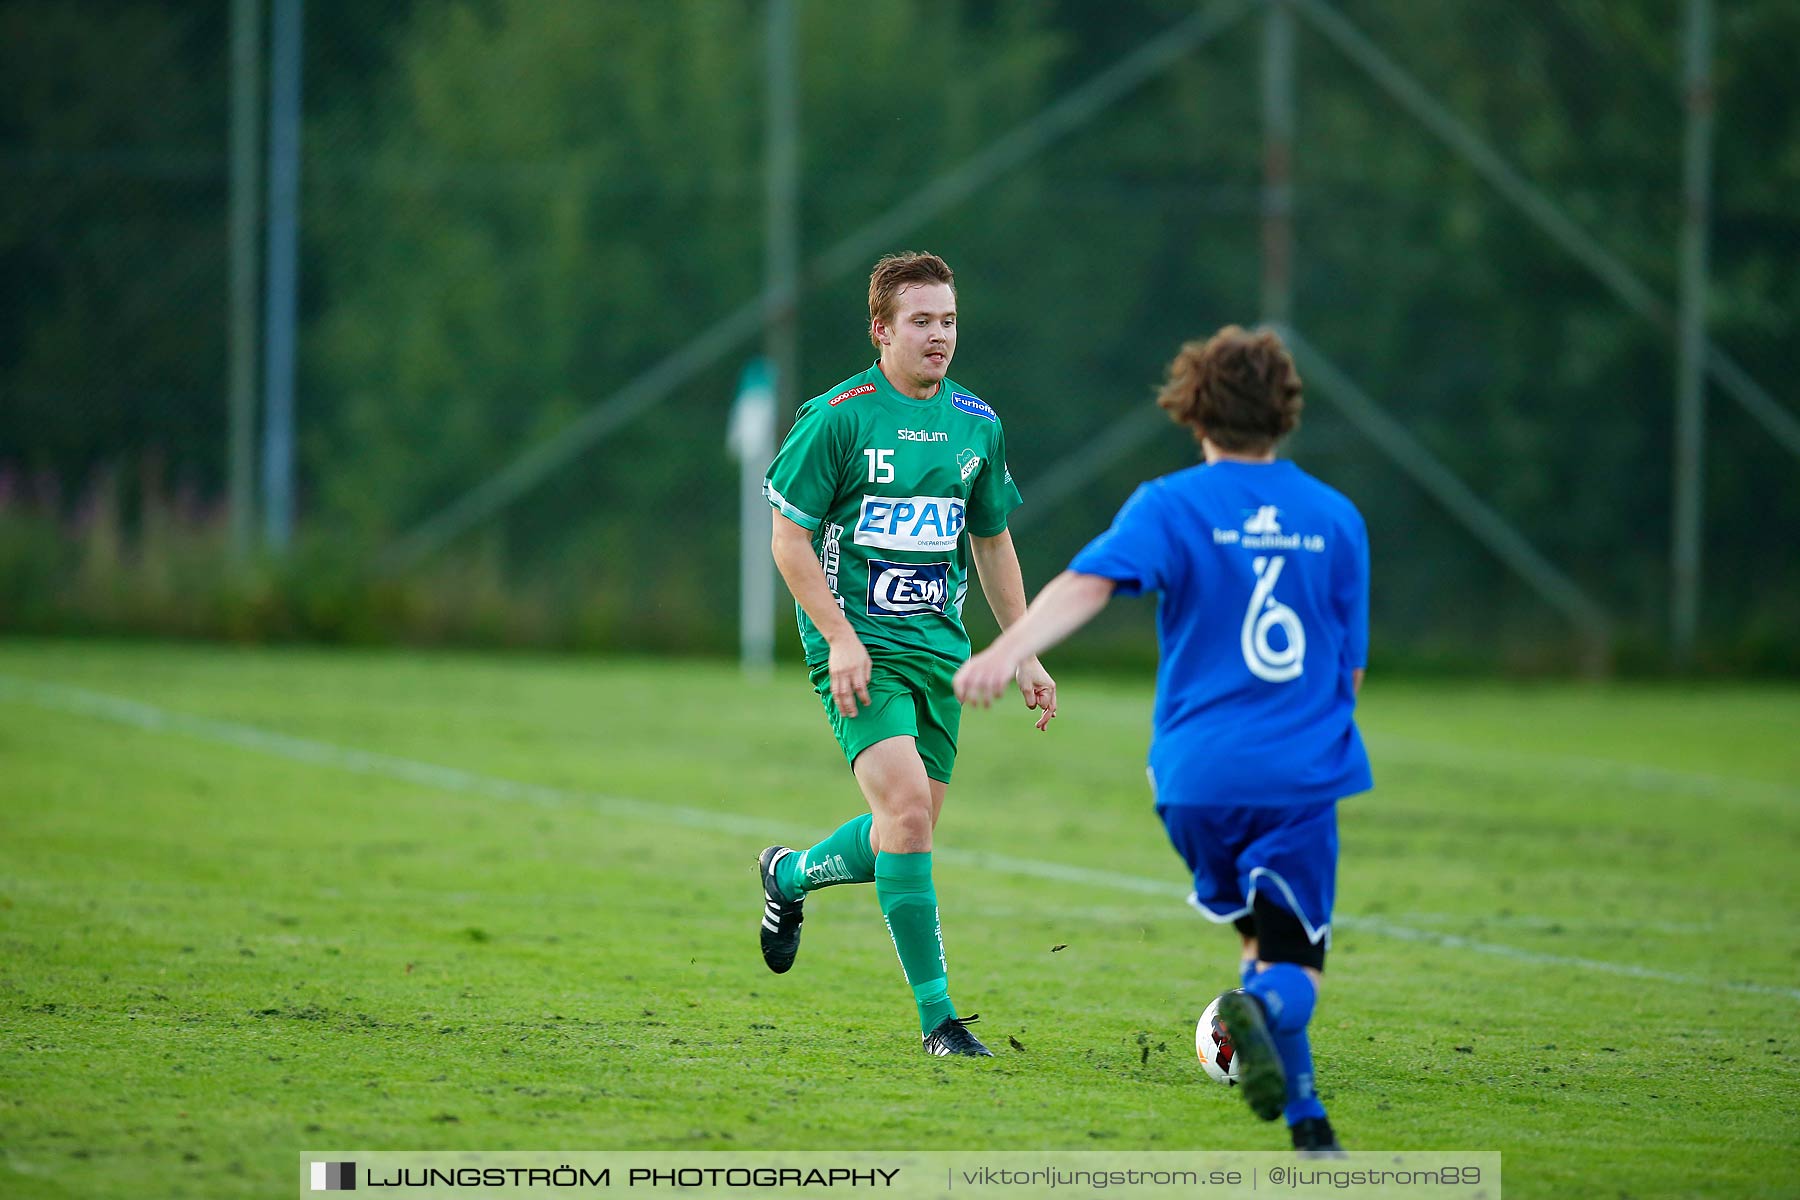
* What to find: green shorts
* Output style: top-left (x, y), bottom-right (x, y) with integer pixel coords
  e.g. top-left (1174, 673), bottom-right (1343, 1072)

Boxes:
top-left (810, 655), bottom-right (962, 785)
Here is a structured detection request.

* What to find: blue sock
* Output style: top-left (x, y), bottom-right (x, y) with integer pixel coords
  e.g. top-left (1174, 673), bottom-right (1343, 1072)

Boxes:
top-left (1246, 963), bottom-right (1327, 1125)
top-left (1273, 1027), bottom-right (1327, 1124)
top-left (1245, 962), bottom-right (1315, 1031)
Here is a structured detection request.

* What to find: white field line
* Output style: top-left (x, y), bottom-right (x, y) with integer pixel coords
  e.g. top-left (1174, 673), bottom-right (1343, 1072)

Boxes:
top-left (1361, 730), bottom-right (1800, 804)
top-left (4, 674), bottom-right (1796, 1005)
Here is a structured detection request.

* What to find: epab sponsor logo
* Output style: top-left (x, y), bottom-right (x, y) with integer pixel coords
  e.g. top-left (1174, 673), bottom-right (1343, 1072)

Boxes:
top-left (854, 494), bottom-right (965, 552)
top-left (950, 391), bottom-right (995, 421)
top-left (866, 560), bottom-right (951, 617)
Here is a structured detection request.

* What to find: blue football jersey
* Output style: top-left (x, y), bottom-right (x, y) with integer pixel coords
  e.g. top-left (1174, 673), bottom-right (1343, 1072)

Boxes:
top-left (1069, 460), bottom-right (1372, 808)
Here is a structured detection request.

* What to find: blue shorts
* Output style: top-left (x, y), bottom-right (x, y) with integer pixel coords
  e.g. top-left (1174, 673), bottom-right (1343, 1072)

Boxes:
top-left (1157, 800), bottom-right (1338, 947)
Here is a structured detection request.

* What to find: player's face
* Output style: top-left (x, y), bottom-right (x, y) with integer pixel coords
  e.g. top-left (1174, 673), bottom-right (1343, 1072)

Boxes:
top-left (876, 282), bottom-right (957, 392)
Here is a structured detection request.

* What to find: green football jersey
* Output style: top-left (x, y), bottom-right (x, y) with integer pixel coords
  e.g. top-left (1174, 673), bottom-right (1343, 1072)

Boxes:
top-left (764, 362), bottom-right (1023, 667)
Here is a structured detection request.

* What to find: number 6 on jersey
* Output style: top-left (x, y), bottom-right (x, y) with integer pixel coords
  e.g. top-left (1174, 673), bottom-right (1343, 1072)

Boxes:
top-left (1241, 555), bottom-right (1306, 682)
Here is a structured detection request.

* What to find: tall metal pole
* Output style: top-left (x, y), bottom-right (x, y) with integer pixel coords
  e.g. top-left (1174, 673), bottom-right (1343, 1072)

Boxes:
top-left (1260, 0), bottom-right (1295, 324)
top-left (730, 363), bottom-right (777, 675)
top-left (228, 0), bottom-right (263, 559)
top-left (752, 0), bottom-right (799, 670)
top-left (261, 0), bottom-right (303, 552)
top-left (765, 0), bottom-right (800, 432)
top-left (1671, 0), bottom-right (1714, 668)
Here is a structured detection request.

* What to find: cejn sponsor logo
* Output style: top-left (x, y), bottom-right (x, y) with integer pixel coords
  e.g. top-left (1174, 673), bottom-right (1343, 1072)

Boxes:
top-left (866, 559), bottom-right (951, 618)
top-left (829, 382), bottom-right (876, 407)
top-left (898, 428), bottom-right (948, 442)
top-left (854, 494), bottom-right (965, 552)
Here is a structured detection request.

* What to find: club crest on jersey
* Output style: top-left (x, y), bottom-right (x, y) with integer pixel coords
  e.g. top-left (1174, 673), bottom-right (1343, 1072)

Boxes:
top-left (854, 494), bottom-right (965, 552)
top-left (950, 391), bottom-right (995, 421)
top-left (957, 449), bottom-right (981, 482)
top-left (829, 382), bottom-right (876, 407)
top-left (866, 559), bottom-right (950, 618)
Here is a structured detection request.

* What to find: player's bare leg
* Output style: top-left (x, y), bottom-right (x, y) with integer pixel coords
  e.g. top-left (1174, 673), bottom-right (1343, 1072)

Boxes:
top-left (856, 736), bottom-right (934, 853)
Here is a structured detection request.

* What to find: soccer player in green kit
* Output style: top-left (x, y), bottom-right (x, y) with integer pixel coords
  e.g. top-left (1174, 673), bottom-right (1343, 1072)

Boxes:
top-left (757, 252), bottom-right (1057, 1057)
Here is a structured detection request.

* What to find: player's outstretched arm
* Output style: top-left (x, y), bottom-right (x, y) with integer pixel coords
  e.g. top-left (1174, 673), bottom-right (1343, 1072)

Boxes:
top-left (968, 529), bottom-right (1058, 729)
top-left (955, 570), bottom-right (1115, 712)
top-left (770, 512), bottom-right (872, 718)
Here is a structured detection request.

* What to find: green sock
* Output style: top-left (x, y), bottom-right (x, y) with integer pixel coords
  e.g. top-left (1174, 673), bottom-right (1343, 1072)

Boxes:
top-left (874, 850), bottom-right (956, 1035)
top-left (779, 813), bottom-right (875, 898)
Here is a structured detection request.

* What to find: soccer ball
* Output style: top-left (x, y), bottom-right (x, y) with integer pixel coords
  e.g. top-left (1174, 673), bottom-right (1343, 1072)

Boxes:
top-left (1196, 992), bottom-right (1240, 1086)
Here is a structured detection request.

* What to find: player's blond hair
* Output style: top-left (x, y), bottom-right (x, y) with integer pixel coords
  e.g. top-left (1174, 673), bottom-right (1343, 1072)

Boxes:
top-left (1157, 325), bottom-right (1304, 452)
top-left (868, 252), bottom-right (955, 348)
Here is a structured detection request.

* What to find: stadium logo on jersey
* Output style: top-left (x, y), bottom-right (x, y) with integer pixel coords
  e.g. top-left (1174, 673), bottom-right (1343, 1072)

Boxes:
top-left (898, 428), bottom-right (948, 442)
top-left (950, 391), bottom-right (995, 421)
top-left (1243, 506), bottom-right (1282, 534)
top-left (1241, 555), bottom-right (1306, 683)
top-left (957, 449), bottom-right (981, 482)
top-left (853, 495), bottom-right (966, 552)
top-left (866, 559), bottom-right (950, 618)
top-left (829, 382), bottom-right (876, 407)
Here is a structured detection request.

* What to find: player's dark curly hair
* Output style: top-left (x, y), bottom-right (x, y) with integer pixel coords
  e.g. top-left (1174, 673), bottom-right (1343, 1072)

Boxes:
top-left (868, 252), bottom-right (955, 348)
top-left (1156, 325), bottom-right (1303, 452)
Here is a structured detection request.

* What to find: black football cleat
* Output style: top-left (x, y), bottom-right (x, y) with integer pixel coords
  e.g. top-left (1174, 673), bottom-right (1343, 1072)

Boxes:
top-left (1214, 990), bottom-right (1286, 1121)
top-left (757, 846), bottom-right (804, 974)
top-left (923, 1014), bottom-right (994, 1057)
top-left (1290, 1116), bottom-right (1348, 1158)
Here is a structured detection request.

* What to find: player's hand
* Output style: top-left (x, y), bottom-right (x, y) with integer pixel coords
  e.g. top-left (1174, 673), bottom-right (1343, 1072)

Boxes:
top-left (826, 633), bottom-right (873, 718)
top-left (1016, 655), bottom-right (1058, 731)
top-left (953, 646), bottom-right (1018, 709)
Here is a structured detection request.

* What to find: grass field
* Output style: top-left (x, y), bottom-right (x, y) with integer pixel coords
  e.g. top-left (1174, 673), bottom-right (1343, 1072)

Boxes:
top-left (2, 639), bottom-right (1797, 1199)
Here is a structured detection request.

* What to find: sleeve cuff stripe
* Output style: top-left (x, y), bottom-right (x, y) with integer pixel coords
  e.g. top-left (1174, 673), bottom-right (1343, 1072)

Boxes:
top-left (764, 482), bottom-right (822, 530)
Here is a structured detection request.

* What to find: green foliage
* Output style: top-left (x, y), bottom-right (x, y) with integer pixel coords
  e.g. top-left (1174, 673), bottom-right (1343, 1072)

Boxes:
top-left (0, 487), bottom-right (734, 654)
top-left (1, 1), bottom-right (1797, 665)
top-left (0, 2), bottom-right (227, 485)
top-left (1, 643), bottom-right (1797, 1197)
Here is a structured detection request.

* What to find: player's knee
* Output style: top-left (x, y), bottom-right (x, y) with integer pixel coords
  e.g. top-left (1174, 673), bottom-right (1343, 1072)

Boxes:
top-left (876, 803), bottom-right (934, 853)
top-left (1252, 891), bottom-right (1325, 972)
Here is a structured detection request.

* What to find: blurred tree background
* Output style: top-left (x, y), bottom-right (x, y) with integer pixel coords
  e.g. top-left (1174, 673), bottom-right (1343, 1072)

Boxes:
top-left (1, 0), bottom-right (1795, 670)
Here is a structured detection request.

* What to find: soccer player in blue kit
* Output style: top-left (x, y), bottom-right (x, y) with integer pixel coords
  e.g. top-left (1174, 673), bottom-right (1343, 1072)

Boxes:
top-left (955, 326), bottom-right (1370, 1155)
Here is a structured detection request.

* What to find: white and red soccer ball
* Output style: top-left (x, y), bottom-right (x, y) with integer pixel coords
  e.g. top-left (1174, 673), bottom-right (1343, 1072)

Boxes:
top-left (1196, 992), bottom-right (1241, 1086)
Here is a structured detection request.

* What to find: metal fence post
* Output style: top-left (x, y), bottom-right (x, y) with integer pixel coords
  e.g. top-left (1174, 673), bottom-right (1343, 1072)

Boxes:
top-left (228, 0), bottom-right (263, 560)
top-left (261, 0), bottom-right (303, 553)
top-left (1261, 0), bottom-right (1295, 325)
top-left (1671, 0), bottom-right (1715, 668)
